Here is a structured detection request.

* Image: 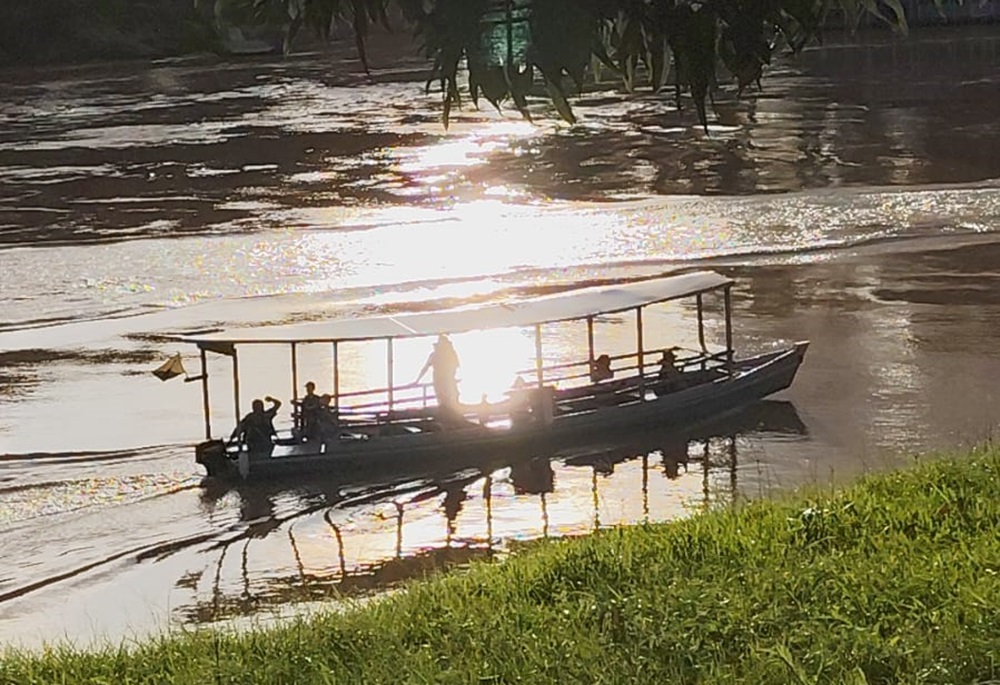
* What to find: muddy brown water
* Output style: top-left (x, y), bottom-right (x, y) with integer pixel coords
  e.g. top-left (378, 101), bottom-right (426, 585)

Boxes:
top-left (2, 25), bottom-right (1000, 649)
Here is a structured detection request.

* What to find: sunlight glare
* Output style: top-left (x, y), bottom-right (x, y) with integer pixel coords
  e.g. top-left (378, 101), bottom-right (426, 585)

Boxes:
top-left (394, 120), bottom-right (538, 175)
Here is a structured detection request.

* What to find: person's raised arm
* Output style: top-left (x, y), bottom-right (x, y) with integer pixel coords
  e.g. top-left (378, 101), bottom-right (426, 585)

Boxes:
top-left (264, 396), bottom-right (282, 438)
top-left (415, 354), bottom-right (433, 384)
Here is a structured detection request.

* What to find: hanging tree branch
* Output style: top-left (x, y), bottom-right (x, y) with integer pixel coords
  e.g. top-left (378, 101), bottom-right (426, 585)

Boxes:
top-left (206, 0), bottom-right (912, 129)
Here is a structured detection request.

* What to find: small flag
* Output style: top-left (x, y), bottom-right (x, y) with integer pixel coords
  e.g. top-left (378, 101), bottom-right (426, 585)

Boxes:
top-left (153, 353), bottom-right (187, 381)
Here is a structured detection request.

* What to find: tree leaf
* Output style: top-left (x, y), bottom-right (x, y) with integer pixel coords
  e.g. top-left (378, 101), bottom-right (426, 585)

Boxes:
top-left (506, 63), bottom-right (533, 120)
top-left (543, 75), bottom-right (575, 124)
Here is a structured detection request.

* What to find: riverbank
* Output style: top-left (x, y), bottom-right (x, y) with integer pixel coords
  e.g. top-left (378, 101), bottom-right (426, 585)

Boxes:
top-left (3, 447), bottom-right (997, 683)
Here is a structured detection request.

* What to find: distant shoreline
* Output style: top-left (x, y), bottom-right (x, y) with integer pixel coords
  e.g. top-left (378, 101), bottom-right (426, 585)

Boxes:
top-left (0, 0), bottom-right (218, 68)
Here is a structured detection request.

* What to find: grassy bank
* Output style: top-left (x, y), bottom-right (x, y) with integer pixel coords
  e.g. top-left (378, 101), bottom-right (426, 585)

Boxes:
top-left (3, 449), bottom-right (999, 684)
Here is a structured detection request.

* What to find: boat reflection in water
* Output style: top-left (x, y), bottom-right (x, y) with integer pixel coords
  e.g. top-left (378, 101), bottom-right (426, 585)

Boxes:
top-left (185, 399), bottom-right (806, 627)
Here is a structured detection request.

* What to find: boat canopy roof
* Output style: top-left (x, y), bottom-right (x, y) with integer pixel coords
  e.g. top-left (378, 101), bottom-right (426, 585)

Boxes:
top-left (182, 270), bottom-right (732, 349)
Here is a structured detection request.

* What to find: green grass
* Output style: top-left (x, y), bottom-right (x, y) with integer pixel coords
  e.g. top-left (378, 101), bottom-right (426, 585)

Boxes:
top-left (4, 448), bottom-right (1000, 684)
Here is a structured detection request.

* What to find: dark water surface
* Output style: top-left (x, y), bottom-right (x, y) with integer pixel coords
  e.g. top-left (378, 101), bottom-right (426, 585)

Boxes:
top-left (2, 26), bottom-right (1000, 649)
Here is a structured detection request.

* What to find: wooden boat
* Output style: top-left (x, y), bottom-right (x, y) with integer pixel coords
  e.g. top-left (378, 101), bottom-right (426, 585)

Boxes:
top-left (179, 271), bottom-right (808, 481)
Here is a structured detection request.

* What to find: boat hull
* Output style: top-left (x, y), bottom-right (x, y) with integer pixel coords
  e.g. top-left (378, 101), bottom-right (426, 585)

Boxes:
top-left (199, 342), bottom-right (808, 481)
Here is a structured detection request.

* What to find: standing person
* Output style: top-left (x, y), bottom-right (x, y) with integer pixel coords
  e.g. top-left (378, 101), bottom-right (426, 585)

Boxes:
top-left (230, 396), bottom-right (282, 457)
top-left (299, 381), bottom-right (322, 440)
top-left (416, 334), bottom-right (461, 411)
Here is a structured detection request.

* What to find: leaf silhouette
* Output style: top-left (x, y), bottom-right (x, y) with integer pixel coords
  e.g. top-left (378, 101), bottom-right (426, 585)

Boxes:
top-left (212, 0), bottom-right (910, 130)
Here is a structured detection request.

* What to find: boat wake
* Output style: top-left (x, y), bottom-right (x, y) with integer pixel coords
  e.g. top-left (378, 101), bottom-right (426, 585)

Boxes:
top-left (0, 454), bottom-right (472, 609)
top-left (0, 445), bottom-right (198, 525)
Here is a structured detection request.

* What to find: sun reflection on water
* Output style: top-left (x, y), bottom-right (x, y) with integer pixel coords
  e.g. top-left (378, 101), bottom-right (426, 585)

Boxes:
top-left (392, 119), bottom-right (538, 173)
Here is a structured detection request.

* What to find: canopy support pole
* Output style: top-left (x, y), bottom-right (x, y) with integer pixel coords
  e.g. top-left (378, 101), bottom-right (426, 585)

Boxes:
top-left (200, 348), bottom-right (211, 439)
top-left (332, 341), bottom-right (340, 409)
top-left (291, 343), bottom-right (299, 402)
top-left (484, 474), bottom-right (493, 552)
top-left (386, 338), bottom-right (394, 416)
top-left (702, 441), bottom-right (711, 511)
top-left (696, 294), bottom-right (706, 351)
top-left (591, 467), bottom-right (599, 531)
top-left (232, 348), bottom-right (241, 425)
top-left (586, 316), bottom-right (595, 364)
top-left (729, 434), bottom-right (738, 500)
top-left (540, 491), bottom-right (549, 539)
top-left (394, 501), bottom-right (404, 558)
top-left (642, 453), bottom-right (649, 522)
top-left (636, 307), bottom-right (645, 400)
top-left (534, 324), bottom-right (544, 387)
top-left (724, 285), bottom-right (734, 370)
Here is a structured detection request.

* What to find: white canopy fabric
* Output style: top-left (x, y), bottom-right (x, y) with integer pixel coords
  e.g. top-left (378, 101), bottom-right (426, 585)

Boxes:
top-left (182, 270), bottom-right (732, 348)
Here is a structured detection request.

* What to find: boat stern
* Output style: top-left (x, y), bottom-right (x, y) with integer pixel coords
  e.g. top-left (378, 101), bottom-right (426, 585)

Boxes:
top-left (195, 439), bottom-right (237, 479)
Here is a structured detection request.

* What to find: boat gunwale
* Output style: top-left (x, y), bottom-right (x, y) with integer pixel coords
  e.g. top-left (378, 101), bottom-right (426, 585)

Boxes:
top-left (220, 342), bottom-right (809, 480)
top-left (267, 345), bottom-right (806, 451)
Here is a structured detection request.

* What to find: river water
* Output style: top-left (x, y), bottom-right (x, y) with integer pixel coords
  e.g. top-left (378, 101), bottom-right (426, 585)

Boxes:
top-left (2, 26), bottom-right (1000, 650)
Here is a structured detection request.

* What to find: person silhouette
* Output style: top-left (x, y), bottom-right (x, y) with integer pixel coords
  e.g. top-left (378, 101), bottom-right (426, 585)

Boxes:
top-left (316, 394), bottom-right (341, 448)
top-left (509, 376), bottom-right (533, 427)
top-left (657, 349), bottom-right (683, 393)
top-left (589, 354), bottom-right (614, 383)
top-left (416, 334), bottom-right (461, 411)
top-left (299, 381), bottom-right (322, 440)
top-left (230, 396), bottom-right (282, 457)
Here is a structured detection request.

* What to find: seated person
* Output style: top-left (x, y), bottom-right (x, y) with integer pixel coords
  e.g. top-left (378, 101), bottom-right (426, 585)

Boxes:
top-left (529, 384), bottom-right (556, 425)
top-left (589, 354), bottom-right (614, 383)
top-left (509, 377), bottom-right (533, 427)
top-left (315, 394), bottom-right (341, 447)
top-left (477, 393), bottom-right (491, 426)
top-left (507, 377), bottom-right (557, 426)
top-left (657, 349), bottom-right (684, 393)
